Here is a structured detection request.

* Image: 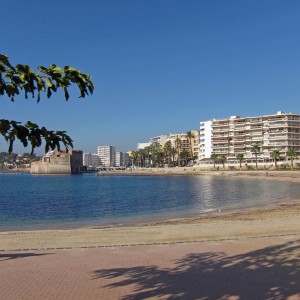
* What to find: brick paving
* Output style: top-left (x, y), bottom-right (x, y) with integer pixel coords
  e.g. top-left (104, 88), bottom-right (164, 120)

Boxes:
top-left (1, 236), bottom-right (299, 300)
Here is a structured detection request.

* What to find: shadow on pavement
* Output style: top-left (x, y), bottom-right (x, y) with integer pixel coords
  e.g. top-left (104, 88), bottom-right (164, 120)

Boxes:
top-left (0, 252), bottom-right (53, 261)
top-left (94, 239), bottom-right (300, 300)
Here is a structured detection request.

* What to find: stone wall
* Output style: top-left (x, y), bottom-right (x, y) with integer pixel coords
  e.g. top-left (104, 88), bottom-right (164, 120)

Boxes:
top-left (31, 150), bottom-right (84, 175)
top-left (31, 151), bottom-right (72, 175)
top-left (31, 163), bottom-right (71, 174)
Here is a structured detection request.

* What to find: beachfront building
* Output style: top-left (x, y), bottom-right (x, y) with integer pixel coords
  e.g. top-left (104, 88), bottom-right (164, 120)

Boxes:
top-left (83, 153), bottom-right (100, 168)
top-left (137, 132), bottom-right (199, 154)
top-left (199, 111), bottom-right (300, 163)
top-left (199, 121), bottom-right (213, 161)
top-left (97, 145), bottom-right (115, 167)
top-left (166, 130), bottom-right (200, 158)
top-left (149, 135), bottom-right (169, 146)
top-left (137, 142), bottom-right (151, 150)
top-left (114, 152), bottom-right (130, 167)
top-left (137, 135), bottom-right (168, 150)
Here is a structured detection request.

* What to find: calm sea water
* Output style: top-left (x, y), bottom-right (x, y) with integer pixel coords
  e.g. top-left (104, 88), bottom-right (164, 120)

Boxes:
top-left (0, 173), bottom-right (299, 231)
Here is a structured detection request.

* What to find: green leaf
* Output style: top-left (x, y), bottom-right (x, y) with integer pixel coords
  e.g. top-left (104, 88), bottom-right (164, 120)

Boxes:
top-left (38, 66), bottom-right (48, 73)
top-left (62, 86), bottom-right (69, 100)
top-left (47, 87), bottom-right (52, 98)
top-left (45, 77), bottom-right (53, 88)
top-left (52, 67), bottom-right (63, 74)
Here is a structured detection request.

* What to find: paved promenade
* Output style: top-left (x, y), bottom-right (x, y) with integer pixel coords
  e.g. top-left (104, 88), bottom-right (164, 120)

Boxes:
top-left (1, 235), bottom-right (299, 300)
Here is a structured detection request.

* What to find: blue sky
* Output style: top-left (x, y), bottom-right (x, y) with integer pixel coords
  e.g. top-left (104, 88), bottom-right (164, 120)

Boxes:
top-left (2, 0), bottom-right (300, 154)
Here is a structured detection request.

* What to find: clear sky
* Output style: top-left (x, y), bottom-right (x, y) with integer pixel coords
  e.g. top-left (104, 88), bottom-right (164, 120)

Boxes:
top-left (2, 0), bottom-right (300, 154)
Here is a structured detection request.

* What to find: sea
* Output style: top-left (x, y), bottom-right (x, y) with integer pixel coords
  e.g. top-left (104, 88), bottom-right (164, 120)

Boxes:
top-left (0, 172), bottom-right (299, 231)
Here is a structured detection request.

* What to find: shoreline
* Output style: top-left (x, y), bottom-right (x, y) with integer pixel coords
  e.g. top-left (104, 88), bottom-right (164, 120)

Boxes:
top-left (1, 171), bottom-right (300, 251)
top-left (97, 168), bottom-right (300, 180)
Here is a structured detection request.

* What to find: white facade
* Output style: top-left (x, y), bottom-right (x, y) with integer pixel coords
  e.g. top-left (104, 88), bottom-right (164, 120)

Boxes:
top-left (199, 121), bottom-right (212, 160)
top-left (137, 135), bottom-right (168, 150)
top-left (115, 152), bottom-right (121, 167)
top-left (83, 153), bottom-right (100, 167)
top-left (200, 111), bottom-right (300, 162)
top-left (137, 142), bottom-right (151, 150)
top-left (149, 135), bottom-right (169, 146)
top-left (97, 146), bottom-right (115, 167)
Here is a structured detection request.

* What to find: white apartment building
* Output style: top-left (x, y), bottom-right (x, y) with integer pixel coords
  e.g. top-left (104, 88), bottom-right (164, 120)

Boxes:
top-left (97, 145), bottom-right (115, 167)
top-left (83, 153), bottom-right (100, 167)
top-left (137, 142), bottom-right (151, 150)
top-left (149, 135), bottom-right (169, 146)
top-left (136, 135), bottom-right (168, 150)
top-left (199, 121), bottom-right (213, 160)
top-left (199, 111), bottom-right (300, 163)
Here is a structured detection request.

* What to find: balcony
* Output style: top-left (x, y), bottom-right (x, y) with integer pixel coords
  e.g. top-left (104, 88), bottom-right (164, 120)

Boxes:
top-left (268, 117), bottom-right (287, 122)
top-left (212, 145), bottom-right (230, 149)
top-left (212, 129), bottom-right (229, 133)
top-left (212, 150), bottom-right (228, 154)
top-left (268, 135), bottom-right (288, 140)
top-left (247, 118), bottom-right (262, 124)
top-left (211, 123), bottom-right (229, 128)
top-left (268, 129), bottom-right (287, 134)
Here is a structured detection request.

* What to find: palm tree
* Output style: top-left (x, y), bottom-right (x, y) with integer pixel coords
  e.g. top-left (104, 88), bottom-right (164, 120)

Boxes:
top-left (186, 131), bottom-right (195, 160)
top-left (131, 151), bottom-right (138, 167)
top-left (210, 153), bottom-right (218, 169)
top-left (170, 147), bottom-right (177, 166)
top-left (251, 143), bottom-right (261, 170)
top-left (227, 137), bottom-right (232, 167)
top-left (287, 149), bottom-right (297, 170)
top-left (163, 141), bottom-right (172, 166)
top-left (236, 153), bottom-right (244, 170)
top-left (175, 138), bottom-right (182, 167)
top-left (180, 150), bottom-right (191, 167)
top-left (156, 151), bottom-right (165, 167)
top-left (271, 150), bottom-right (280, 170)
top-left (219, 155), bottom-right (227, 170)
top-left (143, 146), bottom-right (151, 167)
top-left (137, 149), bottom-right (146, 167)
top-left (150, 142), bottom-right (162, 167)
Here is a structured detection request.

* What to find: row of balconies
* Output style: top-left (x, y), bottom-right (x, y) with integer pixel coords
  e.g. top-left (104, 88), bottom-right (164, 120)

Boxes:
top-left (215, 124), bottom-right (294, 132)
top-left (212, 125), bottom-right (292, 134)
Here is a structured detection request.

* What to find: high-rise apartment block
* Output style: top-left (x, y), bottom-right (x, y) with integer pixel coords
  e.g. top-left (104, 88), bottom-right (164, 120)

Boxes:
top-left (97, 146), bottom-right (115, 167)
top-left (115, 151), bottom-right (130, 167)
top-left (199, 111), bottom-right (300, 163)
